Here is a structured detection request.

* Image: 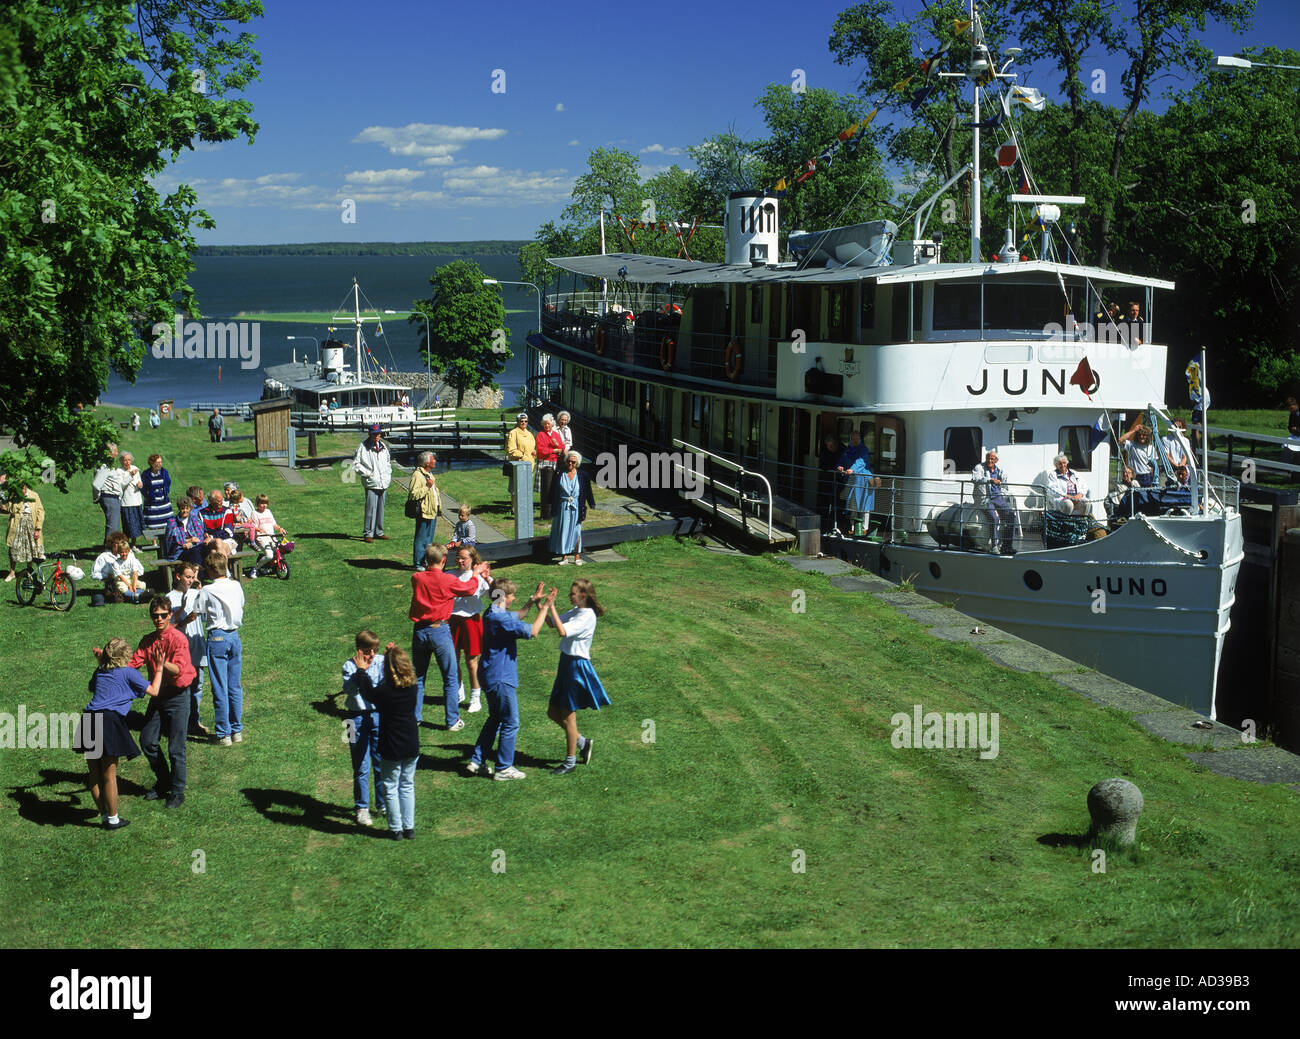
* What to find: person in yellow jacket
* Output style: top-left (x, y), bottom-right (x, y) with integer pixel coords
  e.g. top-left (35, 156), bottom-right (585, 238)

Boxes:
top-left (1, 476), bottom-right (45, 583)
top-left (505, 412), bottom-right (536, 504)
top-left (408, 451), bottom-right (442, 571)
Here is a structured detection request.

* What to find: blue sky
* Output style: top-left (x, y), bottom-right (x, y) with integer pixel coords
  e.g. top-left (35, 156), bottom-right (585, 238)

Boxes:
top-left (168, 0), bottom-right (1298, 244)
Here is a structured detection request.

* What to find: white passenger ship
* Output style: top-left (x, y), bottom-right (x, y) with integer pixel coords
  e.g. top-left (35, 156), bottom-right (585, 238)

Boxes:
top-left (262, 279), bottom-right (421, 425)
top-left (524, 12), bottom-right (1242, 715)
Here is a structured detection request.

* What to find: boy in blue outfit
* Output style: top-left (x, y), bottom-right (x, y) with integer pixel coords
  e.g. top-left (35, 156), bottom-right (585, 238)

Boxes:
top-left (466, 579), bottom-right (556, 781)
top-left (342, 630), bottom-right (388, 826)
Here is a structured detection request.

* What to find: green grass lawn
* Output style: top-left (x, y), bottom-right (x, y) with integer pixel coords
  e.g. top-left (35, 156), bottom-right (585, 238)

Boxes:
top-left (1, 407), bottom-right (1297, 948)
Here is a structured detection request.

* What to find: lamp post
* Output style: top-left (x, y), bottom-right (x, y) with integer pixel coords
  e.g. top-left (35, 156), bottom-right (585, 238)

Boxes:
top-left (1214, 54), bottom-right (1300, 72)
top-left (285, 335), bottom-right (318, 365)
top-left (383, 308), bottom-right (432, 409)
top-left (483, 278), bottom-right (544, 406)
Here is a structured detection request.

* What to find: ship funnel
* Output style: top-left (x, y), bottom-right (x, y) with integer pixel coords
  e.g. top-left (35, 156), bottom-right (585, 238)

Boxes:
top-left (724, 191), bottom-right (779, 265)
top-left (321, 339), bottom-right (348, 373)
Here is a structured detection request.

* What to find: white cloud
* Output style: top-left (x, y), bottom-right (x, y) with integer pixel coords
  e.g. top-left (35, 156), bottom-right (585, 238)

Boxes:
top-left (641, 143), bottom-right (684, 155)
top-left (440, 165), bottom-right (574, 206)
top-left (567, 139), bottom-right (580, 147)
top-left (555, 102), bottom-right (565, 112)
top-left (343, 168), bottom-right (426, 185)
top-left (420, 155), bottom-right (455, 166)
top-left (352, 123), bottom-right (508, 163)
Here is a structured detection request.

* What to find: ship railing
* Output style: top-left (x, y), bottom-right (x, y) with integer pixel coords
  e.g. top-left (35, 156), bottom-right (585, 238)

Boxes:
top-left (543, 291), bottom-right (680, 319)
top-left (826, 471), bottom-right (1115, 553)
top-left (191, 402), bottom-right (252, 420)
top-left (673, 438), bottom-right (779, 543)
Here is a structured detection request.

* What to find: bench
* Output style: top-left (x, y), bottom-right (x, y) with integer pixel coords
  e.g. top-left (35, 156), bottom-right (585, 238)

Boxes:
top-left (149, 549), bottom-right (259, 591)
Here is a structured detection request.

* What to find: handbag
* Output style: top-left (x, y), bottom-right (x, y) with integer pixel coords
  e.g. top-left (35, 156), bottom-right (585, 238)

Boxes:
top-left (405, 473), bottom-right (425, 519)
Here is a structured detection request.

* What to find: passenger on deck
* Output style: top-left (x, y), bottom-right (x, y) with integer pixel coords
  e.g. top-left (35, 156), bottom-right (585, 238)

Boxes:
top-left (1105, 465), bottom-right (1139, 520)
top-left (1124, 301), bottom-right (1145, 347)
top-left (1119, 420), bottom-right (1158, 487)
top-left (836, 432), bottom-right (877, 537)
top-left (1283, 397), bottom-right (1300, 466)
top-left (971, 450), bottom-right (1015, 555)
top-left (1046, 454), bottom-right (1089, 515)
top-left (818, 435), bottom-right (842, 532)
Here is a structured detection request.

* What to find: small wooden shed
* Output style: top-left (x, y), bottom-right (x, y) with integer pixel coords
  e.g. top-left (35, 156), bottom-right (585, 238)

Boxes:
top-left (250, 398), bottom-right (292, 459)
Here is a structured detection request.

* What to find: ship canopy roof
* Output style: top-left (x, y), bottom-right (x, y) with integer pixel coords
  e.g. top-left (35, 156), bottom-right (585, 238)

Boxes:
top-left (546, 252), bottom-right (1174, 291)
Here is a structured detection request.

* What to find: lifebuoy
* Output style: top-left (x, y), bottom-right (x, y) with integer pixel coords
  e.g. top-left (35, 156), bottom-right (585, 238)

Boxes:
top-left (594, 326), bottom-right (606, 355)
top-left (660, 335), bottom-right (676, 371)
top-left (725, 338), bottom-right (743, 380)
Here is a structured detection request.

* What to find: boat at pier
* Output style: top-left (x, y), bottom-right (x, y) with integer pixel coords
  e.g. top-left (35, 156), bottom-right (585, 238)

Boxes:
top-left (524, 4), bottom-right (1243, 715)
top-left (261, 279), bottom-right (423, 425)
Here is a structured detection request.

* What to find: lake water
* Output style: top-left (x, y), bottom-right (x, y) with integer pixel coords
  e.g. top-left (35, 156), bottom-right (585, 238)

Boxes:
top-left (101, 253), bottom-right (530, 408)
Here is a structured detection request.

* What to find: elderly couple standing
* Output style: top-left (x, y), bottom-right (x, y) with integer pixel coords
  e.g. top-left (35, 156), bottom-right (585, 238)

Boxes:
top-left (506, 411), bottom-right (572, 520)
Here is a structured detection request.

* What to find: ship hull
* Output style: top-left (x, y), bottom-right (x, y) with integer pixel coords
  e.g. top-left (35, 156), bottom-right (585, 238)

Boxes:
top-left (832, 513), bottom-right (1243, 715)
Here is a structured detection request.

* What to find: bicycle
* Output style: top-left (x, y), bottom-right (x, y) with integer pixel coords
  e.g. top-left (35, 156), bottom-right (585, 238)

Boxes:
top-left (15, 552), bottom-right (82, 612)
top-left (249, 533), bottom-right (294, 581)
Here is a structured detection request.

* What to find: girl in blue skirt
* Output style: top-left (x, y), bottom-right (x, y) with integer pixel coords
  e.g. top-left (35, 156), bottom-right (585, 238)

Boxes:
top-left (545, 578), bottom-right (609, 775)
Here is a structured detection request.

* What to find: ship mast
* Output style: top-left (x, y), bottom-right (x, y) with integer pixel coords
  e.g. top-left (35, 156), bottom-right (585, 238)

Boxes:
top-left (969, 9), bottom-right (981, 263)
top-left (352, 278), bottom-right (364, 382)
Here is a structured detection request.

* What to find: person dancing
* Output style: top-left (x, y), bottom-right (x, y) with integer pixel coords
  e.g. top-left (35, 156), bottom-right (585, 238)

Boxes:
top-left (544, 578), bottom-right (610, 776)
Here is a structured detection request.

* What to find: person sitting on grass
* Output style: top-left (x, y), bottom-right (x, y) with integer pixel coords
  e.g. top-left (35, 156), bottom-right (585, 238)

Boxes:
top-left (74, 636), bottom-right (164, 831)
top-left (466, 579), bottom-right (556, 782)
top-left (447, 504), bottom-right (477, 549)
top-left (356, 644), bottom-right (421, 840)
top-left (92, 532), bottom-right (146, 604)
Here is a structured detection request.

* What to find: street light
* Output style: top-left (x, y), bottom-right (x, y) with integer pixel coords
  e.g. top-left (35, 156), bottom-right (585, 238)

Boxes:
top-left (286, 335), bottom-right (318, 365)
top-left (383, 308), bottom-right (432, 409)
top-left (483, 278), bottom-right (544, 406)
top-left (1214, 53), bottom-right (1300, 72)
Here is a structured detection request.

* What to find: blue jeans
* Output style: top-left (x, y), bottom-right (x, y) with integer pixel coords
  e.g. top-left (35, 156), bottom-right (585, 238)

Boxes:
top-left (413, 515), bottom-right (437, 568)
top-left (100, 495), bottom-right (121, 542)
top-left (207, 629), bottom-right (244, 737)
top-left (412, 622), bottom-right (458, 727)
top-left (471, 683), bottom-right (519, 769)
top-left (984, 500), bottom-right (1015, 551)
top-left (379, 756), bottom-right (417, 832)
top-left (350, 710), bottom-right (385, 812)
top-left (363, 487), bottom-right (387, 537)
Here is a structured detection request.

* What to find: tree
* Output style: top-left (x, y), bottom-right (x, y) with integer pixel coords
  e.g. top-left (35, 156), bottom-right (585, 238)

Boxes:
top-left (1113, 47), bottom-right (1300, 403)
top-left (748, 84), bottom-right (894, 236)
top-left (0, 1), bottom-right (261, 497)
top-left (412, 261), bottom-right (508, 407)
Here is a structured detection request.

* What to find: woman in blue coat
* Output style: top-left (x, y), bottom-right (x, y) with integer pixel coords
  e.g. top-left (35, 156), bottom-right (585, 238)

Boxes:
top-left (548, 452), bottom-right (596, 566)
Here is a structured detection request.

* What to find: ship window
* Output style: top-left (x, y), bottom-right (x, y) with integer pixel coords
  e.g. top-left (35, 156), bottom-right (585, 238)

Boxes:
top-left (860, 285), bottom-right (876, 338)
top-left (984, 283), bottom-right (1070, 331)
top-left (723, 400), bottom-right (736, 451)
top-left (612, 377), bottom-right (622, 404)
top-left (933, 283), bottom-right (981, 330)
top-left (891, 286), bottom-right (910, 341)
top-left (745, 404), bottom-right (761, 456)
top-left (751, 287), bottom-right (763, 324)
top-left (602, 374), bottom-right (612, 399)
top-left (691, 394), bottom-right (701, 428)
top-left (944, 426), bottom-right (982, 473)
top-left (1058, 426), bottom-right (1094, 471)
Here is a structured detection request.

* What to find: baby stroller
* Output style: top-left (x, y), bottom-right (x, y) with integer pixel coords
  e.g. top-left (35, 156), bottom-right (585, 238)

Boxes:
top-left (249, 532), bottom-right (294, 580)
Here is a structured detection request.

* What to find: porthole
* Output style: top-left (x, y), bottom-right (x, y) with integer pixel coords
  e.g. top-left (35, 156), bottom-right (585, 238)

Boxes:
top-left (1023, 569), bottom-right (1043, 591)
top-left (929, 562), bottom-right (942, 579)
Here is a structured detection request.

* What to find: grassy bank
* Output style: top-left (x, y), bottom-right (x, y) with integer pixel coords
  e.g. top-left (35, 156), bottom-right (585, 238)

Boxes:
top-left (0, 407), bottom-right (1296, 948)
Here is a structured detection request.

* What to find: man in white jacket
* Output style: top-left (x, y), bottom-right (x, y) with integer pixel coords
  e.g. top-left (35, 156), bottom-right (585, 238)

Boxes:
top-left (353, 424), bottom-right (393, 543)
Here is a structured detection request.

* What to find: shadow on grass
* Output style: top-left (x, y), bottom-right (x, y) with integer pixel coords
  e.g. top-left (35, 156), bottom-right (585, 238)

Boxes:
top-left (215, 451), bottom-right (257, 462)
top-left (242, 787), bottom-right (386, 836)
top-left (416, 745), bottom-right (558, 772)
top-left (1037, 832), bottom-right (1090, 849)
top-left (8, 766), bottom-right (150, 827)
top-left (309, 691), bottom-right (351, 720)
top-left (293, 532), bottom-right (355, 541)
top-left (345, 558), bottom-right (411, 571)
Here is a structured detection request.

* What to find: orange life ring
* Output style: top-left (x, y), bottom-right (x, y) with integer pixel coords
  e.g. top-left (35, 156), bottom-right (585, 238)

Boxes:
top-left (594, 326), bottom-right (606, 355)
top-left (725, 339), bottom-right (743, 380)
top-left (660, 335), bottom-right (676, 371)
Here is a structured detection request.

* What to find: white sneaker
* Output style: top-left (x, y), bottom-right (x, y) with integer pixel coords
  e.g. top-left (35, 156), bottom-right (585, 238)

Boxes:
top-left (468, 693), bottom-right (482, 713)
top-left (456, 685), bottom-right (465, 704)
top-left (448, 719), bottom-right (465, 732)
top-left (232, 731), bottom-right (244, 744)
top-left (494, 766), bottom-right (527, 781)
top-left (574, 557), bottom-right (585, 566)
top-left (356, 808), bottom-right (373, 826)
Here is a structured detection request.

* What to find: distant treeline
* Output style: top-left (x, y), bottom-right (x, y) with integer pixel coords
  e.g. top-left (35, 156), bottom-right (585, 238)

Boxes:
top-left (194, 241), bottom-right (530, 257)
